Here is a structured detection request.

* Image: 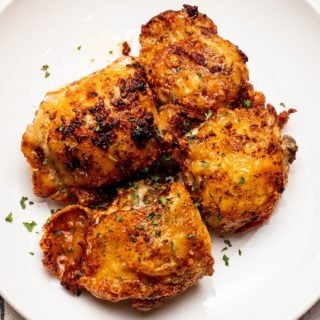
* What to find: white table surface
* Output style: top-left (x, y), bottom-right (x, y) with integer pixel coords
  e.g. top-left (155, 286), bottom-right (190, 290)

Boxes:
top-left (0, 0), bottom-right (319, 319)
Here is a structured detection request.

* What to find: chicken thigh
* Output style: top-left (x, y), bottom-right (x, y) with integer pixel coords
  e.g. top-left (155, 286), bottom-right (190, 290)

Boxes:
top-left (40, 180), bottom-right (214, 310)
top-left (22, 56), bottom-right (162, 204)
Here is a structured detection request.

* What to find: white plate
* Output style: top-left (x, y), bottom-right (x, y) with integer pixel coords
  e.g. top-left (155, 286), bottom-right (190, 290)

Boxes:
top-left (0, 0), bottom-right (320, 319)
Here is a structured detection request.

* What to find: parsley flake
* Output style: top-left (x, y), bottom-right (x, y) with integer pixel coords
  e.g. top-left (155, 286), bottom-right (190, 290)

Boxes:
top-left (223, 254), bottom-right (230, 266)
top-left (200, 160), bottom-right (209, 168)
top-left (170, 240), bottom-right (176, 251)
top-left (175, 67), bottom-right (181, 73)
top-left (204, 109), bottom-right (212, 120)
top-left (5, 212), bottom-right (13, 223)
top-left (23, 221), bottom-right (37, 232)
top-left (224, 239), bottom-right (232, 247)
top-left (147, 212), bottom-right (155, 220)
top-left (238, 249), bottom-right (242, 256)
top-left (151, 175), bottom-right (160, 182)
top-left (108, 50), bottom-right (113, 54)
top-left (129, 117), bottom-right (136, 122)
top-left (77, 45), bottom-right (82, 51)
top-left (29, 252), bottom-right (34, 256)
top-left (159, 196), bottom-right (167, 205)
top-left (243, 99), bottom-right (251, 108)
top-left (54, 229), bottom-right (62, 236)
top-left (187, 233), bottom-right (196, 239)
top-left (280, 102), bottom-right (286, 108)
top-left (116, 214), bottom-right (123, 222)
top-left (20, 196), bottom-right (28, 210)
top-left (238, 176), bottom-right (245, 186)
top-left (41, 65), bottom-right (49, 71)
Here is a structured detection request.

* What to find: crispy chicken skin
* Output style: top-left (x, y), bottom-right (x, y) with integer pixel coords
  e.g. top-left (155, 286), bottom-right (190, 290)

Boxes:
top-left (177, 105), bottom-right (297, 234)
top-left (21, 56), bottom-right (162, 204)
top-left (40, 181), bottom-right (213, 310)
top-left (140, 5), bottom-right (249, 119)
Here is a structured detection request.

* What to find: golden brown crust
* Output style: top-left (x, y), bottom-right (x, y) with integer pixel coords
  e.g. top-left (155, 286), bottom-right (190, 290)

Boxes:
top-left (176, 105), bottom-right (297, 234)
top-left (22, 57), bottom-right (162, 205)
top-left (40, 181), bottom-right (214, 310)
top-left (140, 5), bottom-right (249, 119)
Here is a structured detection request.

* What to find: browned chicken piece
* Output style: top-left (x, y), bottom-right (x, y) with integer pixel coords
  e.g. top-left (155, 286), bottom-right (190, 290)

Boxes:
top-left (40, 180), bottom-right (214, 311)
top-left (21, 56), bottom-right (163, 205)
top-left (140, 5), bottom-right (249, 120)
top-left (176, 105), bottom-right (297, 234)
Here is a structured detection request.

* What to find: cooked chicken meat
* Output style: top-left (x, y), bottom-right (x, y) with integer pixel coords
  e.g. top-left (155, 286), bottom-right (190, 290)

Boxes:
top-left (140, 5), bottom-right (249, 120)
top-left (41, 180), bottom-right (214, 310)
top-left (177, 105), bottom-right (297, 234)
top-left (21, 56), bottom-right (162, 205)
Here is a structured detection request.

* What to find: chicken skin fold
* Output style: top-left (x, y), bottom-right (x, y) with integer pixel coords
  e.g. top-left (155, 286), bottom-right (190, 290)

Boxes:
top-left (40, 180), bottom-right (214, 310)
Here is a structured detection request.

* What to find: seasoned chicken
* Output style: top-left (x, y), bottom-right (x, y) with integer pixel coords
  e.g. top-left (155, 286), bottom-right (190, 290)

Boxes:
top-left (176, 105), bottom-right (297, 234)
top-left (40, 180), bottom-right (213, 310)
top-left (22, 56), bottom-right (163, 205)
top-left (140, 5), bottom-right (249, 120)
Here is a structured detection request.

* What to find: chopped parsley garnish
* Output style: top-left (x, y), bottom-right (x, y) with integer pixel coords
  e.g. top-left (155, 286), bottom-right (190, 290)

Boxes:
top-left (164, 155), bottom-right (173, 161)
top-left (77, 45), bottom-right (82, 50)
top-left (238, 249), bottom-right (242, 256)
top-left (156, 127), bottom-right (163, 138)
top-left (42, 158), bottom-right (48, 165)
top-left (133, 190), bottom-right (140, 206)
top-left (224, 239), bottom-right (232, 247)
top-left (23, 221), bottom-right (37, 232)
top-left (108, 50), bottom-right (113, 54)
top-left (96, 232), bottom-right (101, 238)
top-left (94, 124), bottom-right (100, 132)
top-left (194, 201), bottom-right (200, 208)
top-left (115, 213), bottom-right (123, 222)
top-left (147, 212), bottom-right (155, 220)
top-left (29, 252), bottom-right (34, 256)
top-left (54, 229), bottom-right (62, 236)
top-left (50, 209), bottom-right (56, 214)
top-left (200, 160), bottom-right (209, 168)
top-left (155, 230), bottom-right (161, 237)
top-left (280, 102), bottom-right (286, 108)
top-left (221, 247), bottom-right (228, 252)
top-left (175, 67), bottom-right (181, 73)
top-left (187, 233), bottom-right (196, 239)
top-left (238, 176), bottom-right (245, 186)
top-left (243, 99), bottom-right (251, 108)
top-left (29, 201), bottom-right (34, 205)
top-left (223, 254), bottom-right (230, 266)
top-left (58, 125), bottom-right (64, 132)
top-left (170, 240), bottom-right (176, 251)
top-left (159, 196), bottom-right (167, 205)
top-left (204, 109), bottom-right (212, 120)
top-left (151, 175), bottom-right (160, 182)
top-left (217, 212), bottom-right (223, 221)
top-left (20, 196), bottom-right (28, 210)
top-left (129, 117), bottom-right (136, 122)
top-left (41, 65), bottom-right (49, 71)
top-left (191, 182), bottom-right (197, 192)
top-left (44, 71), bottom-right (50, 78)
top-left (187, 133), bottom-right (195, 143)
top-left (5, 212), bottom-right (13, 223)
